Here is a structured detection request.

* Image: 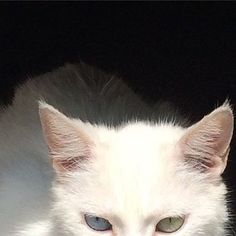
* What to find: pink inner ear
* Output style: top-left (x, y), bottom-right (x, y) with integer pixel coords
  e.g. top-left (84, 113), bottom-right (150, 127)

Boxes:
top-left (53, 156), bottom-right (88, 172)
top-left (39, 103), bottom-right (94, 173)
top-left (48, 128), bottom-right (93, 173)
top-left (179, 108), bottom-right (233, 174)
top-left (180, 127), bottom-right (225, 173)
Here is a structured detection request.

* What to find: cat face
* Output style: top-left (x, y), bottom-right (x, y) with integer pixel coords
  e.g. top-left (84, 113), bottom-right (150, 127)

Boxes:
top-left (39, 103), bottom-right (233, 236)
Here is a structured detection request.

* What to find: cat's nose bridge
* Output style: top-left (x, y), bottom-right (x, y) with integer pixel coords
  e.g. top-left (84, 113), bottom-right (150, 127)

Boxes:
top-left (120, 232), bottom-right (155, 236)
top-left (117, 226), bottom-right (155, 236)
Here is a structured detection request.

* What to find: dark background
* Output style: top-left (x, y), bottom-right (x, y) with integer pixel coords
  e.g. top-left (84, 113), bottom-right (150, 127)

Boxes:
top-left (1, 2), bottom-right (236, 230)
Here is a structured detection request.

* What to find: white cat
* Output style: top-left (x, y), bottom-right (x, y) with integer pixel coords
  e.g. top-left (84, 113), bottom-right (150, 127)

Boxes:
top-left (0, 64), bottom-right (234, 236)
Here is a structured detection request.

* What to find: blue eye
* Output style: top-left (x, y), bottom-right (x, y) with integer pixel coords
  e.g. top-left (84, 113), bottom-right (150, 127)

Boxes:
top-left (84, 214), bottom-right (112, 231)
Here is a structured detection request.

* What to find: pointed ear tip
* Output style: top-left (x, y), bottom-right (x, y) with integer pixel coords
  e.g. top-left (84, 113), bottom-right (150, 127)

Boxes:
top-left (38, 101), bottom-right (56, 112)
top-left (210, 104), bottom-right (234, 130)
top-left (38, 100), bottom-right (49, 108)
top-left (38, 102), bottom-right (60, 121)
top-left (214, 103), bottom-right (233, 117)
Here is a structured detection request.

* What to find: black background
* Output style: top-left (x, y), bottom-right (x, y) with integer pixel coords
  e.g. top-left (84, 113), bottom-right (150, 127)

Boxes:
top-left (1, 2), bottom-right (236, 230)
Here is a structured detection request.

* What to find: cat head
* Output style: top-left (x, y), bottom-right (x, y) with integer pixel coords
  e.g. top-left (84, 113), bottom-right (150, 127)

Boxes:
top-left (39, 102), bottom-right (233, 236)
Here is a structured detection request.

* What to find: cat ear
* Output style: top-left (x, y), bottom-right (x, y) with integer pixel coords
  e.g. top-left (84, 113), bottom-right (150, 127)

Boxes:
top-left (39, 102), bottom-right (93, 172)
top-left (178, 103), bottom-right (234, 175)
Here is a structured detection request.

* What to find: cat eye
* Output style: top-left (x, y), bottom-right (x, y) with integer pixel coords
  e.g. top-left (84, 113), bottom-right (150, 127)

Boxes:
top-left (84, 214), bottom-right (112, 231)
top-left (156, 216), bottom-right (184, 233)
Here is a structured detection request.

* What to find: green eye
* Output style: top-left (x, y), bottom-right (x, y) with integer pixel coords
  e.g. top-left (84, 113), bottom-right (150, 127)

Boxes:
top-left (84, 214), bottom-right (112, 231)
top-left (156, 216), bottom-right (184, 233)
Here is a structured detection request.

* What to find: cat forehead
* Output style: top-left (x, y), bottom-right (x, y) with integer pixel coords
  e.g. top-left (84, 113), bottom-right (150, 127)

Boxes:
top-left (91, 123), bottom-right (186, 192)
top-left (96, 122), bottom-right (185, 149)
top-left (73, 123), bottom-right (202, 220)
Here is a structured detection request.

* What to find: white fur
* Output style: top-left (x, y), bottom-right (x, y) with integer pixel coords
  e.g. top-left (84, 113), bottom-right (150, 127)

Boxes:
top-left (0, 64), bottom-right (233, 235)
